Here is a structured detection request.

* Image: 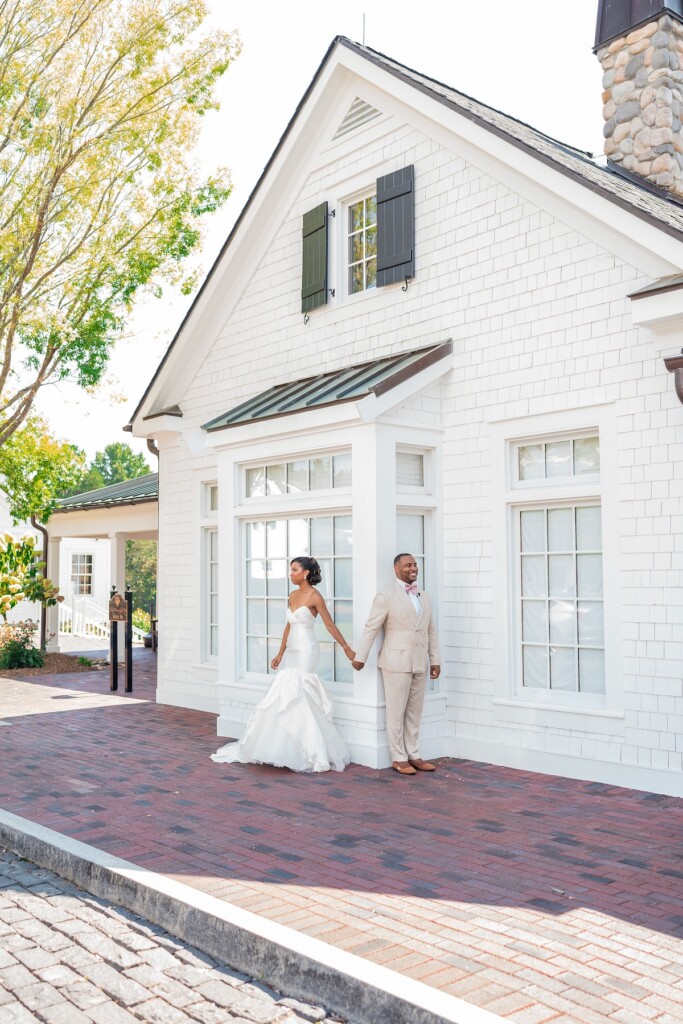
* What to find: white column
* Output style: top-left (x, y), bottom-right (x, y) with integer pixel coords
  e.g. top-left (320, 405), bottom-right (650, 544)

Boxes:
top-left (45, 536), bottom-right (62, 653)
top-left (350, 424), bottom-right (397, 766)
top-left (109, 533), bottom-right (126, 659)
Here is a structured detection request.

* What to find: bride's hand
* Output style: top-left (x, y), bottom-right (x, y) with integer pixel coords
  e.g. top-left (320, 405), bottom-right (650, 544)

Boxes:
top-left (271, 654), bottom-right (282, 670)
top-left (344, 646), bottom-right (356, 662)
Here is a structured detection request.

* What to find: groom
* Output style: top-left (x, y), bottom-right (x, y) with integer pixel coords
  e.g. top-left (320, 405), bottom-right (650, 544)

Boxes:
top-left (352, 553), bottom-right (441, 775)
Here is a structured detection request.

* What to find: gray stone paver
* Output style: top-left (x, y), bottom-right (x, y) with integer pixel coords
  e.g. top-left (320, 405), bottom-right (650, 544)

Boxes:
top-left (0, 849), bottom-right (349, 1024)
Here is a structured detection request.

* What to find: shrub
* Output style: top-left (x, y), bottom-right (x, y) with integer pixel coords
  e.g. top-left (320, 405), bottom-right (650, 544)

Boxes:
top-left (77, 656), bottom-right (93, 666)
top-left (132, 608), bottom-right (151, 632)
top-left (0, 620), bottom-right (45, 669)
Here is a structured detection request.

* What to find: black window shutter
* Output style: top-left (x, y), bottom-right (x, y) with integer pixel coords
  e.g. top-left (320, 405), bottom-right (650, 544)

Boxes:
top-left (301, 201), bottom-right (328, 313)
top-left (376, 165), bottom-right (414, 288)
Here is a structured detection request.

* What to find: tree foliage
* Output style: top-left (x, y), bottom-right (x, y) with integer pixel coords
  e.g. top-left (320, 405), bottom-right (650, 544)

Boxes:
top-left (0, 417), bottom-right (85, 522)
top-left (0, 0), bottom-right (239, 445)
top-left (0, 534), bottom-right (62, 621)
top-left (126, 538), bottom-right (156, 611)
top-left (60, 440), bottom-right (151, 496)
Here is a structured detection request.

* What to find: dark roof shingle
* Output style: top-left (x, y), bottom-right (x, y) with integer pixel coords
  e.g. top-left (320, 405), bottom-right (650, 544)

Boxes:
top-left (57, 474), bottom-right (158, 512)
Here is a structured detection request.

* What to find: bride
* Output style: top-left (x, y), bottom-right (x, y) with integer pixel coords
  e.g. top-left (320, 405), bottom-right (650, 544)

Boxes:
top-left (211, 556), bottom-right (354, 773)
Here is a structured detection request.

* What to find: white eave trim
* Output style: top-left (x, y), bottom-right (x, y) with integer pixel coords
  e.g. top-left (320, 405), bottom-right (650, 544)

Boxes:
top-left (629, 285), bottom-right (683, 328)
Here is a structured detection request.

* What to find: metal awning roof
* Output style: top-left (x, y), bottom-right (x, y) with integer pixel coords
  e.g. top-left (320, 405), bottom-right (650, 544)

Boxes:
top-left (56, 473), bottom-right (159, 513)
top-left (629, 274), bottom-right (683, 299)
top-left (202, 341), bottom-right (452, 433)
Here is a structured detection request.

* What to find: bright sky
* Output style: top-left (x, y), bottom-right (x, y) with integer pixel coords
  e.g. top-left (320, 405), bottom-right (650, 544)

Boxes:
top-left (36, 0), bottom-right (604, 460)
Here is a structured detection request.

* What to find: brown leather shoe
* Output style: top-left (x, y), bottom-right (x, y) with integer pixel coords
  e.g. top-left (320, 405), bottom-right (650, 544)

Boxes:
top-left (392, 760), bottom-right (417, 775)
top-left (408, 758), bottom-right (436, 772)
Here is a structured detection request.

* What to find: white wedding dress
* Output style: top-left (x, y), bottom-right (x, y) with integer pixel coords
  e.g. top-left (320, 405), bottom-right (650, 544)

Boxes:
top-left (211, 606), bottom-right (350, 773)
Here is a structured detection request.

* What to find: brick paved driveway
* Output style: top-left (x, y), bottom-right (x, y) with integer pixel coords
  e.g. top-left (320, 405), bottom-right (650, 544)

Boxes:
top-left (1, 652), bottom-right (682, 1024)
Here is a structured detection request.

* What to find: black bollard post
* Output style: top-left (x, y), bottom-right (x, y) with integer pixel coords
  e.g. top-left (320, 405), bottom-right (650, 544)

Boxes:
top-left (109, 621), bottom-right (118, 691)
top-left (124, 590), bottom-right (133, 693)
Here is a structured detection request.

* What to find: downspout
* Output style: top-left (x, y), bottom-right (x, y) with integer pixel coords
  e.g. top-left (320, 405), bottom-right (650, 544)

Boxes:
top-left (664, 351), bottom-right (683, 404)
top-left (30, 515), bottom-right (48, 651)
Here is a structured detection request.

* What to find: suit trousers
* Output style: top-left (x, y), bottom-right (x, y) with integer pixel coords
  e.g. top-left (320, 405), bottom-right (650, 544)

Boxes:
top-left (382, 669), bottom-right (427, 762)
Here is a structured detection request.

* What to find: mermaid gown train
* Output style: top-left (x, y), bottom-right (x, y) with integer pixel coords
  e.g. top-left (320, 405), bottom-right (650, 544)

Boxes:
top-left (211, 606), bottom-right (350, 773)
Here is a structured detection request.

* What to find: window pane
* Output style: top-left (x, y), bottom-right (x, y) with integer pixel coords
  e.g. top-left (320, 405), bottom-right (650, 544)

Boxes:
top-left (548, 508), bottom-right (573, 552)
top-left (576, 506), bottom-right (602, 551)
top-left (266, 520), bottom-right (287, 558)
top-left (548, 555), bottom-right (575, 597)
top-left (311, 516), bottom-right (332, 556)
top-left (247, 467), bottom-right (265, 498)
top-left (334, 515), bottom-right (353, 555)
top-left (247, 636), bottom-right (266, 673)
top-left (209, 485), bottom-right (218, 511)
top-left (366, 195), bottom-right (377, 224)
top-left (317, 642), bottom-right (334, 682)
top-left (247, 560), bottom-right (266, 596)
top-left (210, 595), bottom-right (218, 624)
top-left (349, 233), bottom-right (364, 263)
top-left (287, 461), bottom-right (308, 493)
top-left (523, 646), bottom-right (547, 688)
top-left (521, 510), bottom-right (545, 552)
top-left (210, 626), bottom-right (219, 657)
top-left (519, 444), bottom-right (544, 480)
top-left (522, 601), bottom-right (547, 643)
top-left (551, 647), bottom-right (576, 691)
top-left (349, 262), bottom-right (364, 294)
top-left (267, 560), bottom-right (287, 596)
top-left (333, 453), bottom-right (352, 488)
top-left (247, 522), bottom-right (265, 560)
top-left (521, 555), bottom-right (546, 598)
top-left (310, 456), bottom-right (332, 490)
top-left (267, 599), bottom-right (286, 635)
top-left (266, 464), bottom-right (286, 495)
top-left (334, 558), bottom-right (353, 599)
top-left (574, 436), bottom-right (600, 475)
top-left (317, 558), bottom-right (332, 599)
top-left (334, 600), bottom-right (353, 645)
top-left (396, 514), bottom-right (424, 554)
top-left (365, 225), bottom-right (377, 257)
top-left (349, 201), bottom-right (364, 232)
top-left (549, 600), bottom-right (576, 644)
top-left (396, 452), bottom-right (425, 488)
top-left (545, 440), bottom-right (571, 478)
top-left (247, 600), bottom-right (265, 633)
top-left (366, 258), bottom-right (377, 289)
top-left (288, 518), bottom-right (309, 558)
top-left (577, 554), bottom-right (603, 599)
top-left (579, 649), bottom-right (605, 693)
top-left (210, 530), bottom-right (218, 560)
top-left (578, 602), bottom-right (604, 646)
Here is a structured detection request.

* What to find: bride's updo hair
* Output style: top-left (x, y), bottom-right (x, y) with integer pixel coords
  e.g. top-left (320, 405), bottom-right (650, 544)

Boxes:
top-left (292, 556), bottom-right (322, 586)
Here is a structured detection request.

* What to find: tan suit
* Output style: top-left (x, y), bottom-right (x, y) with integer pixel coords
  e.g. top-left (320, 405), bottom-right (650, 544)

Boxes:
top-left (355, 582), bottom-right (441, 762)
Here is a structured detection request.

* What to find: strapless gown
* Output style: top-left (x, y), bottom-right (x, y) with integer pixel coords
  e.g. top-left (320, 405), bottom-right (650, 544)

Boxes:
top-left (211, 606), bottom-right (350, 773)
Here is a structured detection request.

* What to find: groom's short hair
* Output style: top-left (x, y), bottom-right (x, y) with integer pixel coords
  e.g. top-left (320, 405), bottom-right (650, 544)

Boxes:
top-left (394, 552), bottom-right (413, 565)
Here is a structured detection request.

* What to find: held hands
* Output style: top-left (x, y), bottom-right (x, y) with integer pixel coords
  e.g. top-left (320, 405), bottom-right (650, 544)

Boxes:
top-left (343, 644), bottom-right (356, 663)
top-left (430, 664), bottom-right (441, 679)
top-left (351, 660), bottom-right (364, 671)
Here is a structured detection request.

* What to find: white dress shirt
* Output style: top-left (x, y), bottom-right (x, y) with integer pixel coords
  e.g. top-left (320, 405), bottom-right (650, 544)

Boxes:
top-left (397, 577), bottom-right (421, 615)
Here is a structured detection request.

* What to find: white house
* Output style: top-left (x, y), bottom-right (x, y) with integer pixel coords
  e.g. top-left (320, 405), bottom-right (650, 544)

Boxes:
top-left (129, 4), bottom-right (683, 797)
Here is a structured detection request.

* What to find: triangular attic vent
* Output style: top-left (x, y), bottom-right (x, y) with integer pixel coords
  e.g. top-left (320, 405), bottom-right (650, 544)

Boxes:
top-left (333, 97), bottom-right (381, 140)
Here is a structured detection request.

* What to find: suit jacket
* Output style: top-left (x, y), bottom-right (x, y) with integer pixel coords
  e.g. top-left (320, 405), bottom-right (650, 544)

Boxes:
top-left (355, 582), bottom-right (441, 675)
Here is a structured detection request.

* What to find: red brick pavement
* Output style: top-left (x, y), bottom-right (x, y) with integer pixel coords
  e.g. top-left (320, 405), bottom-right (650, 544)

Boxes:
top-left (1, 651), bottom-right (682, 1024)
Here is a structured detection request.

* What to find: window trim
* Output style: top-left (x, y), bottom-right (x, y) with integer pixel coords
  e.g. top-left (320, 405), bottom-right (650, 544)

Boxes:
top-left (490, 404), bottom-right (623, 725)
top-left (200, 480), bottom-right (219, 665)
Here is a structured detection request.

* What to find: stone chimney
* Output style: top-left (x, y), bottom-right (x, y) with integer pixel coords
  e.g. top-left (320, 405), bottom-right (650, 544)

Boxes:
top-left (596, 1), bottom-right (683, 196)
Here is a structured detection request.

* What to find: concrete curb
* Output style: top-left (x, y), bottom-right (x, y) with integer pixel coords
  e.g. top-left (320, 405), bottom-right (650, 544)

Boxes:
top-left (0, 808), bottom-right (507, 1024)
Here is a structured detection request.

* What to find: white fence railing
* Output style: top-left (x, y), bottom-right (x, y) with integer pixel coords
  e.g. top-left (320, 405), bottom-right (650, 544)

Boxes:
top-left (59, 598), bottom-right (147, 642)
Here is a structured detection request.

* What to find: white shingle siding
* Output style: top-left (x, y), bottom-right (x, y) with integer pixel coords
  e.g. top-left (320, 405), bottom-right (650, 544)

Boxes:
top-left (154, 110), bottom-right (683, 794)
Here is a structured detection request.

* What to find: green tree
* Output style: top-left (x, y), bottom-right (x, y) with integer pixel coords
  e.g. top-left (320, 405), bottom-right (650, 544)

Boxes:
top-left (0, 534), bottom-right (62, 622)
top-left (0, 0), bottom-right (239, 446)
top-left (0, 417), bottom-right (86, 522)
top-left (126, 539), bottom-right (157, 612)
top-left (60, 441), bottom-right (151, 496)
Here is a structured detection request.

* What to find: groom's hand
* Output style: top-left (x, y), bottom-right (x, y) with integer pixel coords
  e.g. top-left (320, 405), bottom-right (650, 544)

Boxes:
top-left (430, 665), bottom-right (441, 679)
top-left (351, 660), bottom-right (364, 671)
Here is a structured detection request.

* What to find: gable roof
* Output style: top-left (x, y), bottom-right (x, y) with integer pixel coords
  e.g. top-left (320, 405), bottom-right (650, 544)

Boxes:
top-left (129, 35), bottom-right (683, 430)
top-left (57, 474), bottom-right (158, 512)
top-left (203, 341), bottom-right (452, 433)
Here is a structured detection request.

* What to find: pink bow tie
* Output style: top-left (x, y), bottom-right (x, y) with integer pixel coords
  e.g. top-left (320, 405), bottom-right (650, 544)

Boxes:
top-left (405, 583), bottom-right (419, 595)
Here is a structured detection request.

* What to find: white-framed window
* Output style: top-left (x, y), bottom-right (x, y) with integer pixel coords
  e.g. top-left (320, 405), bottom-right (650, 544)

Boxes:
top-left (246, 452), bottom-right (351, 499)
top-left (396, 449), bottom-right (426, 490)
top-left (244, 514), bottom-right (353, 684)
top-left (510, 431), bottom-right (605, 701)
top-left (201, 481), bottom-right (218, 661)
top-left (348, 193), bottom-right (377, 295)
top-left (396, 512), bottom-right (426, 587)
top-left (71, 554), bottom-right (93, 596)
